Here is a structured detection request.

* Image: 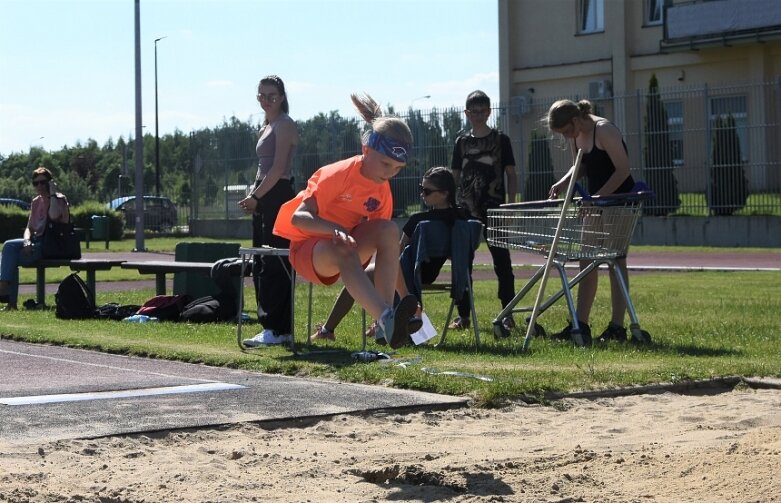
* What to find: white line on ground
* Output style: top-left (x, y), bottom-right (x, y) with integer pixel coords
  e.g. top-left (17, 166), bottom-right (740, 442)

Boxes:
top-left (0, 382), bottom-right (246, 406)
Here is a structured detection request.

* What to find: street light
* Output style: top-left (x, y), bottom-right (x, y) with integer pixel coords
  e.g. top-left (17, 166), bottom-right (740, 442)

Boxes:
top-left (154, 35), bottom-right (167, 197)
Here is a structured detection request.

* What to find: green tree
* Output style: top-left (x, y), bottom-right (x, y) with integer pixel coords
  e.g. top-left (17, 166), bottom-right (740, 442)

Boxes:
top-left (643, 74), bottom-right (680, 216)
top-left (708, 114), bottom-right (748, 216)
top-left (524, 130), bottom-right (555, 201)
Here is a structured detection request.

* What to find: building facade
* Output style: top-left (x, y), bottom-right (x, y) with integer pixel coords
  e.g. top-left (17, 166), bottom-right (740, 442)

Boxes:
top-left (498, 0), bottom-right (781, 211)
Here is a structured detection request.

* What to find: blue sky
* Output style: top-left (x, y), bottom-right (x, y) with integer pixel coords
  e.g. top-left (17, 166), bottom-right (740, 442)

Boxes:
top-left (0, 0), bottom-right (499, 155)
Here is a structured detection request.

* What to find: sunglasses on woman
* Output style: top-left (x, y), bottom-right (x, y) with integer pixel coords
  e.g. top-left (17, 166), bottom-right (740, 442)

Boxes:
top-left (32, 179), bottom-right (49, 187)
top-left (419, 185), bottom-right (443, 196)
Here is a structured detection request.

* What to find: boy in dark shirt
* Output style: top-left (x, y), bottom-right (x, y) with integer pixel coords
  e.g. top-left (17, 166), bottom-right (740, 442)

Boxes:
top-left (450, 90), bottom-right (517, 333)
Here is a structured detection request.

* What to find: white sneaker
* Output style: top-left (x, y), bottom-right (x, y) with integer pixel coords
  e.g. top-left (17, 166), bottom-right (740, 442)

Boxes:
top-left (243, 329), bottom-right (292, 347)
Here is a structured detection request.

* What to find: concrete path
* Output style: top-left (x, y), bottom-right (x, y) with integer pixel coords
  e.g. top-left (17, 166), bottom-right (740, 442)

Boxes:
top-left (0, 339), bottom-right (465, 445)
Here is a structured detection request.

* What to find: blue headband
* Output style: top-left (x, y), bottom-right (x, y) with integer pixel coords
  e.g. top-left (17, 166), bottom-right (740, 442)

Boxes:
top-left (366, 131), bottom-right (410, 163)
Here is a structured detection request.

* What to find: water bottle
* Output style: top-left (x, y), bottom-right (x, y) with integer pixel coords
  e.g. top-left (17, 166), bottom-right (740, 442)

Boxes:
top-left (351, 351), bottom-right (379, 362)
top-left (124, 314), bottom-right (158, 323)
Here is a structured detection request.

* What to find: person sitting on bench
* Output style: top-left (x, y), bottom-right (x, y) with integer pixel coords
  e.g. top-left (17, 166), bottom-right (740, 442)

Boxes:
top-left (0, 167), bottom-right (70, 310)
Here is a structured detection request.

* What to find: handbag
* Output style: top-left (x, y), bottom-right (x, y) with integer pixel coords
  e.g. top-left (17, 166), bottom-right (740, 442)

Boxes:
top-left (42, 220), bottom-right (82, 259)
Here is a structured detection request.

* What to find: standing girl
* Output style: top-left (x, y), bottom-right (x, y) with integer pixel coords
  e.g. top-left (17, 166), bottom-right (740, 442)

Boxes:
top-left (239, 75), bottom-right (299, 346)
top-left (272, 93), bottom-right (419, 349)
top-left (547, 99), bottom-right (635, 345)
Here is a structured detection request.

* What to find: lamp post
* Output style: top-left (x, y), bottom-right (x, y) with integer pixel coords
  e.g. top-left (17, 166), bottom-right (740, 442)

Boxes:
top-left (154, 35), bottom-right (167, 197)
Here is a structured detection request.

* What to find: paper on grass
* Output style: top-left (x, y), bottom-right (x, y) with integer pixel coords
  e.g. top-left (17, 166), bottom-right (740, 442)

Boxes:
top-left (410, 312), bottom-right (437, 345)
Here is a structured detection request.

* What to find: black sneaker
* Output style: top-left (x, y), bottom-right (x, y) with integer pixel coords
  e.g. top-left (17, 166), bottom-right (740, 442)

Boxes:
top-left (552, 320), bottom-right (592, 347)
top-left (597, 323), bottom-right (627, 343)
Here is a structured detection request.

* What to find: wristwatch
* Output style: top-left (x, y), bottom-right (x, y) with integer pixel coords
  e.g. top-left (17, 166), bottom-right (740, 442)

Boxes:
top-left (250, 193), bottom-right (261, 202)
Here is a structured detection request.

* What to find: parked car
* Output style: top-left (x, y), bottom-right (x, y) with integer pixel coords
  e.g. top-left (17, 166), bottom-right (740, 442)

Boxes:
top-left (108, 196), bottom-right (178, 231)
top-left (0, 198), bottom-right (31, 211)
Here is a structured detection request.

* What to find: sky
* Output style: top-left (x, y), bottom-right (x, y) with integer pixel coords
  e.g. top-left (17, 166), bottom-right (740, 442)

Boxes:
top-left (0, 0), bottom-right (499, 155)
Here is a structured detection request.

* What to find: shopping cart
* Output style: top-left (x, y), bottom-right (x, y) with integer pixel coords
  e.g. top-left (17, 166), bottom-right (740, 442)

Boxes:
top-left (487, 188), bottom-right (653, 350)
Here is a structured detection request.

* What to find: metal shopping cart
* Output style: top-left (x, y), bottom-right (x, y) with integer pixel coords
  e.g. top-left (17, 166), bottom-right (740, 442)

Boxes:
top-left (487, 188), bottom-right (653, 350)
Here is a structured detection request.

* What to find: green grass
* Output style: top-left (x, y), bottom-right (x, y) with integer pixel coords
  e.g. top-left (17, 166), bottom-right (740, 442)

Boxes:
top-left (674, 192), bottom-right (781, 216)
top-left (2, 268), bottom-right (779, 406)
top-left (17, 240), bottom-right (780, 287)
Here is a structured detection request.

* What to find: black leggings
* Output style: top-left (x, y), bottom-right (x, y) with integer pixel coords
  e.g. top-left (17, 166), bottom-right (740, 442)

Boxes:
top-left (252, 179), bottom-right (295, 333)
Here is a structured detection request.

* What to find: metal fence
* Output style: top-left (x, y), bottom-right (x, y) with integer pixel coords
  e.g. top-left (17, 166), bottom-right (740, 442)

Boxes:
top-left (191, 79), bottom-right (781, 220)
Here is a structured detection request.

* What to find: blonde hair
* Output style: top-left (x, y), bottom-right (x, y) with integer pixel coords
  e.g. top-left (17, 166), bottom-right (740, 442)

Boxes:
top-left (547, 99), bottom-right (594, 130)
top-left (351, 93), bottom-right (413, 147)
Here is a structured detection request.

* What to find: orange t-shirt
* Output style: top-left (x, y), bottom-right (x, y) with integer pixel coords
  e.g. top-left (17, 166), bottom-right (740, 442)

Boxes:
top-left (273, 155), bottom-right (393, 242)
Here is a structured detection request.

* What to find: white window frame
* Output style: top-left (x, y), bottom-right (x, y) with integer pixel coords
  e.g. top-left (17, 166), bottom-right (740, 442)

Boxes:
top-left (644, 0), bottom-right (665, 26)
top-left (578, 0), bottom-right (604, 34)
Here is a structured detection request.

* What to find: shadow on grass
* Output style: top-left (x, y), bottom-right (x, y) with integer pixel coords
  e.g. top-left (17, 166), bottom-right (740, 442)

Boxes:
top-left (644, 342), bottom-right (743, 357)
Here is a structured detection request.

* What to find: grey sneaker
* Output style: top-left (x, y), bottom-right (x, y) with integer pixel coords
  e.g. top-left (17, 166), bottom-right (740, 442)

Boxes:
top-left (375, 295), bottom-right (419, 349)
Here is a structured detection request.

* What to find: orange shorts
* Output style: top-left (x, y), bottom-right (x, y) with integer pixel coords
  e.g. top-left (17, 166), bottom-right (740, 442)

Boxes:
top-left (289, 238), bottom-right (340, 286)
top-left (289, 238), bottom-right (373, 286)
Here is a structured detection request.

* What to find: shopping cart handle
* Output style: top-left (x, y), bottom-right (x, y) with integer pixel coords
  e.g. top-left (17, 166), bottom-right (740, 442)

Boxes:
top-left (573, 183), bottom-right (592, 201)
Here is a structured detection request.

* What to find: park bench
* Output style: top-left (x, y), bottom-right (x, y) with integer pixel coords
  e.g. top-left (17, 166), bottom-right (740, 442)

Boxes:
top-left (25, 258), bottom-right (126, 306)
top-left (120, 260), bottom-right (214, 296)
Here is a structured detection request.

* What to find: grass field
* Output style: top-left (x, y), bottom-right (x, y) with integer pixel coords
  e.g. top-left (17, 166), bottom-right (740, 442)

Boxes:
top-left (2, 259), bottom-right (779, 405)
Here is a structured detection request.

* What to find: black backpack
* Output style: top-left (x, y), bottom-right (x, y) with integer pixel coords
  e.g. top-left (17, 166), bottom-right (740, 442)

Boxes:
top-left (55, 273), bottom-right (96, 319)
top-left (95, 303), bottom-right (143, 321)
top-left (180, 295), bottom-right (236, 323)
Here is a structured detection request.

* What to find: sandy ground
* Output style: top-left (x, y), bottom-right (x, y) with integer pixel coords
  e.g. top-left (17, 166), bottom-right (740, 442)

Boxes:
top-left (1, 387), bottom-right (779, 503)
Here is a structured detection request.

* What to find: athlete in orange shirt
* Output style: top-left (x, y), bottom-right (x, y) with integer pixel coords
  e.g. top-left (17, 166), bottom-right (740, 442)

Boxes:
top-left (273, 93), bottom-right (420, 349)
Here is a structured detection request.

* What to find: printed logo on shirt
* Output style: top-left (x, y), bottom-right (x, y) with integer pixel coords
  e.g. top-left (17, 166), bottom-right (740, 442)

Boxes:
top-left (338, 193), bottom-right (353, 202)
top-left (364, 197), bottom-right (381, 212)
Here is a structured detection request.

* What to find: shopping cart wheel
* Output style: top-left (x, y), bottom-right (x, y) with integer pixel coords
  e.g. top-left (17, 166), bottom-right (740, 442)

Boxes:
top-left (493, 321), bottom-right (511, 339)
top-left (630, 328), bottom-right (652, 345)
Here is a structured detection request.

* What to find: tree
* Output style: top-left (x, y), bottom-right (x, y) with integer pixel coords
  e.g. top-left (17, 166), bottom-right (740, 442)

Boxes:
top-left (643, 74), bottom-right (680, 216)
top-left (708, 114), bottom-right (748, 216)
top-left (524, 129), bottom-right (556, 201)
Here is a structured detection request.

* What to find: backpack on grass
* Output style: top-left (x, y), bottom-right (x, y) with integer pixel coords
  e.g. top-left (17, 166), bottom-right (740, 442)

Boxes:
top-left (55, 273), bottom-right (96, 319)
top-left (95, 303), bottom-right (143, 321)
top-left (136, 294), bottom-right (194, 321)
top-left (179, 295), bottom-right (237, 323)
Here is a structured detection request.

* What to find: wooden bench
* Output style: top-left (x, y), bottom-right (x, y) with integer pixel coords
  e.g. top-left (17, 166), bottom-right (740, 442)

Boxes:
top-left (120, 260), bottom-right (214, 295)
top-left (27, 258), bottom-right (126, 305)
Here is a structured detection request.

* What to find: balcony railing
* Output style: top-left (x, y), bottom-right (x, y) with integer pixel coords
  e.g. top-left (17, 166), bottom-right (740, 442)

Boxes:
top-left (662, 0), bottom-right (781, 51)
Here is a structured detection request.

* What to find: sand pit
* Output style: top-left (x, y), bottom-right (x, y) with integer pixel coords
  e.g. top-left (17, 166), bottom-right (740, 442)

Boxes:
top-left (1, 385), bottom-right (779, 502)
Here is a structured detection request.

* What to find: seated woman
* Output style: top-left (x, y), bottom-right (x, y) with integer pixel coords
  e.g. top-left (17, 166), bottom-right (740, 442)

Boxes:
top-left (0, 167), bottom-right (70, 310)
top-left (310, 166), bottom-right (472, 343)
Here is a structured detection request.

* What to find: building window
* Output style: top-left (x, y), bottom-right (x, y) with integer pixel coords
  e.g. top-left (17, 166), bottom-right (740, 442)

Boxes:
top-left (665, 101), bottom-right (683, 167)
top-left (710, 96), bottom-right (748, 163)
top-left (579, 0), bottom-right (604, 34)
top-left (645, 0), bottom-right (665, 26)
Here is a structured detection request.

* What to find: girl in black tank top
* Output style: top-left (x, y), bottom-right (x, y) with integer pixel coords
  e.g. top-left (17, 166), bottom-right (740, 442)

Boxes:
top-left (545, 99), bottom-right (638, 346)
top-left (577, 120), bottom-right (634, 196)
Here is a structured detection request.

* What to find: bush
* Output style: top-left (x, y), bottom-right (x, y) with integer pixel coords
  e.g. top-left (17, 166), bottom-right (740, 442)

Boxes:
top-left (70, 201), bottom-right (125, 241)
top-left (0, 206), bottom-right (28, 243)
top-left (708, 115), bottom-right (748, 216)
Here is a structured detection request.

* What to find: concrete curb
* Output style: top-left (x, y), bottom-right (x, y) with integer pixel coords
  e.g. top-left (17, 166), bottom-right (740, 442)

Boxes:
top-left (542, 375), bottom-right (781, 402)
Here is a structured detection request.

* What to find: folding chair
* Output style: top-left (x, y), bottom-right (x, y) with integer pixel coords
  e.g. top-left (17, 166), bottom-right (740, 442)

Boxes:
top-left (400, 219), bottom-right (483, 347)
